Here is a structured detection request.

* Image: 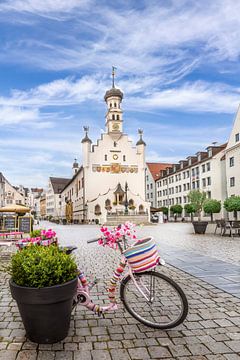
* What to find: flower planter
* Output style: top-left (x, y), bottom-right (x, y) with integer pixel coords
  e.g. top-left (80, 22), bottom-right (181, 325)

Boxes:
top-left (192, 221), bottom-right (208, 234)
top-left (9, 277), bottom-right (77, 344)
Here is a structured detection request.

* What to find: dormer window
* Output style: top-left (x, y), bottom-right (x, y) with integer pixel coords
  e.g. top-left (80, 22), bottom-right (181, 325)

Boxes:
top-left (188, 158), bottom-right (191, 165)
top-left (208, 149), bottom-right (212, 157)
top-left (198, 154), bottom-right (201, 162)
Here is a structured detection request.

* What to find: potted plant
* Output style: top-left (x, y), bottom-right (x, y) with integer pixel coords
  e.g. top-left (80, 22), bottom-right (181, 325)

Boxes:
top-left (203, 199), bottom-right (221, 223)
top-left (188, 190), bottom-right (208, 234)
top-left (224, 196), bottom-right (240, 220)
top-left (8, 245), bottom-right (78, 344)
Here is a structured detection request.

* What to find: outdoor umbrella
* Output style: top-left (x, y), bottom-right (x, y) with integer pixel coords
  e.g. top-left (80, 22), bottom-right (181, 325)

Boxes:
top-left (0, 205), bottom-right (30, 213)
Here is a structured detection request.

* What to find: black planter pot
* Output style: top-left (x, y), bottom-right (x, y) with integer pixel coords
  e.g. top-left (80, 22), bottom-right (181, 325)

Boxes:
top-left (9, 277), bottom-right (77, 344)
top-left (192, 221), bottom-right (208, 234)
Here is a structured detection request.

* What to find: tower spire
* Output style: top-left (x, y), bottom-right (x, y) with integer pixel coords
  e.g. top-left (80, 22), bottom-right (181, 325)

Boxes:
top-left (112, 66), bottom-right (117, 88)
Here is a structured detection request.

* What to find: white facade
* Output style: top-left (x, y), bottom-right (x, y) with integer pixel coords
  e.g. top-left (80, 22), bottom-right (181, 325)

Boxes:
top-left (155, 145), bottom-right (227, 219)
top-left (0, 173), bottom-right (25, 206)
top-left (46, 177), bottom-right (70, 219)
top-left (225, 106), bottom-right (240, 198)
top-left (60, 83), bottom-right (150, 223)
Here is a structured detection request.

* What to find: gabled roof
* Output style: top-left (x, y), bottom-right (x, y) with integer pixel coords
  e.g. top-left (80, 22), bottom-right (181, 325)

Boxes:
top-left (49, 177), bottom-right (71, 194)
top-left (146, 163), bottom-right (173, 181)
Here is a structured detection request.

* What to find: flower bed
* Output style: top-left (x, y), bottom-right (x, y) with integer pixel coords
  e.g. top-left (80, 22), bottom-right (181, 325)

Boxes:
top-left (16, 229), bottom-right (57, 250)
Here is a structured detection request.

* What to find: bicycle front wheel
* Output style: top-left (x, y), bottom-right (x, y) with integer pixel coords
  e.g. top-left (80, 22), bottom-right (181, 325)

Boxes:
top-left (120, 271), bottom-right (188, 329)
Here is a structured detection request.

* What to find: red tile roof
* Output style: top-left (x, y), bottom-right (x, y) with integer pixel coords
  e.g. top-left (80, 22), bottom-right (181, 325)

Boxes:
top-left (146, 162), bottom-right (172, 181)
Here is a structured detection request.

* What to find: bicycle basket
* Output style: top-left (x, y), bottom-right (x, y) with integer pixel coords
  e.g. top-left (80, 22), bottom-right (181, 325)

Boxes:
top-left (123, 237), bottom-right (160, 273)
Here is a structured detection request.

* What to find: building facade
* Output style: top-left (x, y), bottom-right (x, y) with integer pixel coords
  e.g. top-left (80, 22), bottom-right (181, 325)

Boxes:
top-left (225, 106), bottom-right (240, 198)
top-left (0, 173), bottom-right (25, 207)
top-left (155, 144), bottom-right (227, 218)
top-left (60, 80), bottom-right (150, 224)
top-left (146, 163), bottom-right (172, 208)
top-left (46, 177), bottom-right (70, 218)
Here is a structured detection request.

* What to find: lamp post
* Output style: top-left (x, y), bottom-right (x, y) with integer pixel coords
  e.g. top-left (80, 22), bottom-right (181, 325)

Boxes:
top-left (124, 182), bottom-right (129, 215)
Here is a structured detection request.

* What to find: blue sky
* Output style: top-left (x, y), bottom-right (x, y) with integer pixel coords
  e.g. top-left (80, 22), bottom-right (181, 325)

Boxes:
top-left (0, 0), bottom-right (240, 187)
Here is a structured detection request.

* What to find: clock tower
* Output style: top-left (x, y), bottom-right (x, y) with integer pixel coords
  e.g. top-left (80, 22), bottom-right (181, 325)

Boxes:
top-left (104, 67), bottom-right (123, 136)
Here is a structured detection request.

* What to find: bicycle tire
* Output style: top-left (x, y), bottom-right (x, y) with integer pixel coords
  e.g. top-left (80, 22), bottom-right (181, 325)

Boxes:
top-left (120, 270), bottom-right (188, 329)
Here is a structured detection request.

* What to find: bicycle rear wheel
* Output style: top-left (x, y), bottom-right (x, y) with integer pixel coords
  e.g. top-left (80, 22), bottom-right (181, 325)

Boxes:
top-left (120, 271), bottom-right (188, 329)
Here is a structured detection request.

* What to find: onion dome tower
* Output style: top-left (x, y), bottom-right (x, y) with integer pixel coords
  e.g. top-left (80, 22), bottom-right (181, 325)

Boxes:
top-left (72, 158), bottom-right (79, 175)
top-left (104, 67), bottom-right (123, 135)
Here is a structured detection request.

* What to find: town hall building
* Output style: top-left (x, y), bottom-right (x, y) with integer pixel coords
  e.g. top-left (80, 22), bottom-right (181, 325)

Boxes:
top-left (60, 74), bottom-right (150, 224)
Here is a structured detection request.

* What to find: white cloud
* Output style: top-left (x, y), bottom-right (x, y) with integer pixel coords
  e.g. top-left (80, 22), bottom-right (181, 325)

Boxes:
top-left (126, 81), bottom-right (240, 113)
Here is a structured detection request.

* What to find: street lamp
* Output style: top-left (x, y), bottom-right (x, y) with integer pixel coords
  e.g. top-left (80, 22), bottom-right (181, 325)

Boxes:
top-left (124, 182), bottom-right (129, 215)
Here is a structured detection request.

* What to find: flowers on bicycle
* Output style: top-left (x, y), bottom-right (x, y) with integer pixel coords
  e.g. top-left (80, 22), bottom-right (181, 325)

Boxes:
top-left (99, 222), bottom-right (136, 249)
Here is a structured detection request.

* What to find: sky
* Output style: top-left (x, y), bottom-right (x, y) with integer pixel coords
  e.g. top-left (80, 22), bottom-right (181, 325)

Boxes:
top-left (0, 0), bottom-right (240, 188)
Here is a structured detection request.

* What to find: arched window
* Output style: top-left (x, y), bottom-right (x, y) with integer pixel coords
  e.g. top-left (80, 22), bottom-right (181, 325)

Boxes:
top-left (105, 199), bottom-right (111, 210)
top-left (116, 115), bottom-right (120, 120)
top-left (94, 204), bottom-right (101, 215)
top-left (112, 114), bottom-right (115, 120)
top-left (129, 199), bottom-right (134, 206)
top-left (139, 204), bottom-right (144, 214)
top-left (114, 102), bottom-right (117, 107)
top-left (110, 103), bottom-right (112, 107)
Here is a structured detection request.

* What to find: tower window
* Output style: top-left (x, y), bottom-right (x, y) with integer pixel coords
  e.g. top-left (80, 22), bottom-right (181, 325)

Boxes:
top-left (116, 115), bottom-right (120, 120)
top-left (112, 114), bottom-right (115, 120)
top-left (123, 155), bottom-right (126, 161)
top-left (110, 103), bottom-right (112, 107)
top-left (105, 154), bottom-right (107, 161)
top-left (114, 102), bottom-right (117, 107)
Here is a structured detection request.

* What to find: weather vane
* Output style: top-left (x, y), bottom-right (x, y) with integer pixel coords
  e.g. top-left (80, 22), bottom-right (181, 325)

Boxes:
top-left (112, 66), bottom-right (117, 88)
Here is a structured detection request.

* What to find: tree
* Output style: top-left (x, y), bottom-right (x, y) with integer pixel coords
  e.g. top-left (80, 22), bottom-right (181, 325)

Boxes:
top-left (184, 203), bottom-right (196, 222)
top-left (159, 207), bottom-right (168, 215)
top-left (188, 190), bottom-right (207, 221)
top-left (203, 199), bottom-right (221, 222)
top-left (224, 196), bottom-right (240, 220)
top-left (170, 205), bottom-right (183, 221)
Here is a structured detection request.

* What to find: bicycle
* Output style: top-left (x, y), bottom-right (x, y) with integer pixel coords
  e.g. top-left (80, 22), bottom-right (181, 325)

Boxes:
top-left (66, 222), bottom-right (188, 330)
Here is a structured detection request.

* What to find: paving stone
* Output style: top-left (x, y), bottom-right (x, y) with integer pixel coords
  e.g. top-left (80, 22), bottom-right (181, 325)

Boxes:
top-left (0, 350), bottom-right (18, 360)
top-left (8, 343), bottom-right (22, 350)
top-left (73, 350), bottom-right (92, 360)
top-left (110, 349), bottom-right (131, 360)
top-left (37, 351), bottom-right (55, 360)
top-left (224, 341), bottom-right (240, 353)
top-left (224, 354), bottom-right (240, 360)
top-left (91, 349), bottom-right (111, 360)
top-left (205, 342), bottom-right (232, 354)
top-left (148, 346), bottom-right (171, 358)
top-left (187, 344), bottom-right (211, 356)
top-left (128, 347), bottom-right (150, 359)
top-left (168, 344), bottom-right (191, 357)
top-left (55, 351), bottom-right (73, 360)
top-left (16, 350), bottom-right (38, 360)
top-left (93, 342), bottom-right (107, 350)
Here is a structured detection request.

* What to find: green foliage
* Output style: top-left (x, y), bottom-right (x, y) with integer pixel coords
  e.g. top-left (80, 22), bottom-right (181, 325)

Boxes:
top-left (8, 245), bottom-right (77, 288)
top-left (184, 203), bottom-right (196, 214)
top-left (224, 196), bottom-right (240, 212)
top-left (159, 207), bottom-right (168, 215)
top-left (30, 229), bottom-right (42, 238)
top-left (203, 199), bottom-right (221, 214)
top-left (188, 190), bottom-right (207, 220)
top-left (170, 204), bottom-right (183, 214)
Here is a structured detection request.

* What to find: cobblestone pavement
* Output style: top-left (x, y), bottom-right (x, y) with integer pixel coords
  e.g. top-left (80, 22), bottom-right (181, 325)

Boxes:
top-left (0, 223), bottom-right (240, 359)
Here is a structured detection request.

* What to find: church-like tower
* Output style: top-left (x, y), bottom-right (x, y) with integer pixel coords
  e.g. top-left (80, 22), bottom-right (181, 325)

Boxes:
top-left (104, 67), bottom-right (124, 135)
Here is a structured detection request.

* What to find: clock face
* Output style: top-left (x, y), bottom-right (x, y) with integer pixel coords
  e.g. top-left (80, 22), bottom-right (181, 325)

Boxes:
top-left (112, 123), bottom-right (119, 131)
top-left (113, 154), bottom-right (118, 160)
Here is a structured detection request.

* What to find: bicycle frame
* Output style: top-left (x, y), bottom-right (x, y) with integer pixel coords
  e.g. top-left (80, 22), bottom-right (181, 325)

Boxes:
top-left (74, 250), bottom-right (160, 315)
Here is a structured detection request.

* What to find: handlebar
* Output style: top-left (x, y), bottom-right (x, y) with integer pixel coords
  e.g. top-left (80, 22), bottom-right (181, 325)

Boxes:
top-left (87, 238), bottom-right (100, 244)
